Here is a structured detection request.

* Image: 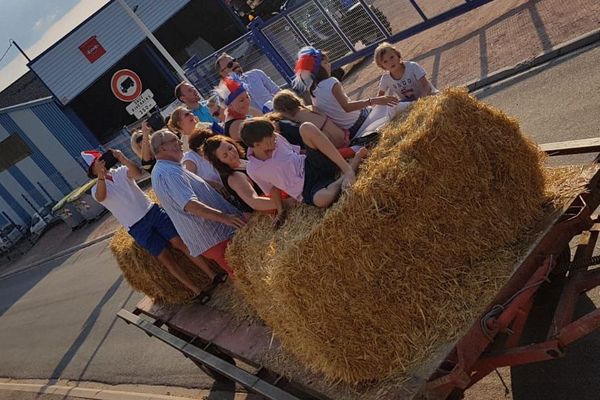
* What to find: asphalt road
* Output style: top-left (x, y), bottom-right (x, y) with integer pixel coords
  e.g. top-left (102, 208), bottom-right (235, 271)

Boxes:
top-left (0, 43), bottom-right (599, 399)
top-left (0, 240), bottom-right (214, 390)
top-left (476, 42), bottom-right (600, 164)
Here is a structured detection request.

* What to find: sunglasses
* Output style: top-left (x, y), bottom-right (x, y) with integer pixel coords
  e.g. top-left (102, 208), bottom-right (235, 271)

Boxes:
top-left (221, 58), bottom-right (237, 72)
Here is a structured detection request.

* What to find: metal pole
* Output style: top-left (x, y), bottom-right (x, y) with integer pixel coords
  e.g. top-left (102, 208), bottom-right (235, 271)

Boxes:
top-left (115, 0), bottom-right (188, 82)
top-left (356, 0), bottom-right (391, 38)
top-left (311, 0), bottom-right (356, 52)
top-left (9, 39), bottom-right (31, 62)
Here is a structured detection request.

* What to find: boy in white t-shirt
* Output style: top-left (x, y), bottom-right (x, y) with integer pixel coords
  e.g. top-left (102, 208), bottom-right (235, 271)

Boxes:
top-left (82, 149), bottom-right (225, 301)
top-left (374, 42), bottom-right (438, 101)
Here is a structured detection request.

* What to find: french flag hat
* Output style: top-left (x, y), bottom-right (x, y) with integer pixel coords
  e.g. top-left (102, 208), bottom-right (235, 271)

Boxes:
top-left (216, 74), bottom-right (247, 106)
top-left (292, 46), bottom-right (322, 93)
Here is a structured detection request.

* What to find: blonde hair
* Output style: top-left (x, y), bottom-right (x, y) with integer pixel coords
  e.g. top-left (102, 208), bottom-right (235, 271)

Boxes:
top-left (272, 89), bottom-right (303, 116)
top-left (130, 129), bottom-right (143, 158)
top-left (373, 42), bottom-right (402, 68)
top-left (167, 106), bottom-right (190, 135)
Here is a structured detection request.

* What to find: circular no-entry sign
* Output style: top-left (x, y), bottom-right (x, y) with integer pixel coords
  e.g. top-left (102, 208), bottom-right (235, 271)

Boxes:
top-left (111, 69), bottom-right (142, 102)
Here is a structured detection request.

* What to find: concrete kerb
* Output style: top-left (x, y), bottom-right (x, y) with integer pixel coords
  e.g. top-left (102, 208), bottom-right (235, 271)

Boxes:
top-left (3, 28), bottom-right (600, 281)
top-left (466, 28), bottom-right (600, 91)
top-left (0, 230), bottom-right (117, 281)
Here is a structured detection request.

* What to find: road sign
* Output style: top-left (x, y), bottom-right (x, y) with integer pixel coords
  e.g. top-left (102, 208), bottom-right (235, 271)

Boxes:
top-left (125, 89), bottom-right (156, 119)
top-left (111, 69), bottom-right (142, 102)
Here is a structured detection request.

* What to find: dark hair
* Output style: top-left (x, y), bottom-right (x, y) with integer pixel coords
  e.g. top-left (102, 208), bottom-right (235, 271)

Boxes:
top-left (203, 135), bottom-right (245, 176)
top-left (309, 66), bottom-right (331, 97)
top-left (240, 117), bottom-right (275, 148)
top-left (87, 164), bottom-right (96, 180)
top-left (188, 126), bottom-right (215, 152)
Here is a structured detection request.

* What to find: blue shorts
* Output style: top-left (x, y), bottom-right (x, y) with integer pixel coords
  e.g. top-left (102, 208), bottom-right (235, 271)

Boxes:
top-left (128, 204), bottom-right (178, 256)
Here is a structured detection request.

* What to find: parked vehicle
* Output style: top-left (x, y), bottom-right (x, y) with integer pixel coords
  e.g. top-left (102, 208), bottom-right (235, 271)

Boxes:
top-left (0, 224), bottom-right (25, 250)
top-left (29, 212), bottom-right (51, 237)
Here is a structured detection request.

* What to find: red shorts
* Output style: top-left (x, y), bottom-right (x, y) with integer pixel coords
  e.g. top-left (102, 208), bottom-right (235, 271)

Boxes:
top-left (202, 239), bottom-right (234, 277)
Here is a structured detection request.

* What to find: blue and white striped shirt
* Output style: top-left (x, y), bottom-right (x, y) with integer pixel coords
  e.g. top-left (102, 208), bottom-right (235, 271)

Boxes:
top-left (152, 159), bottom-right (239, 257)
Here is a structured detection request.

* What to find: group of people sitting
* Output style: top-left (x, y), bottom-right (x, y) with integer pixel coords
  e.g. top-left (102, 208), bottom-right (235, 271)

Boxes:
top-left (82, 43), bottom-right (438, 301)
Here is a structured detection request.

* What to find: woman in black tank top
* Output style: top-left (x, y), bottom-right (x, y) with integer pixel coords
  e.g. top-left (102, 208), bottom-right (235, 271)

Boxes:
top-left (203, 135), bottom-right (278, 213)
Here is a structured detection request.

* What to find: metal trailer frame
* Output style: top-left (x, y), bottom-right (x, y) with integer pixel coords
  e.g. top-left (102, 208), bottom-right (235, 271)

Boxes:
top-left (118, 143), bottom-right (600, 400)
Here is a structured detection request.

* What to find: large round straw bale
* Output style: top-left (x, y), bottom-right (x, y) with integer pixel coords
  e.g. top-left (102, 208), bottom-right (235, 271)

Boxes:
top-left (227, 88), bottom-right (547, 382)
top-left (109, 191), bottom-right (211, 304)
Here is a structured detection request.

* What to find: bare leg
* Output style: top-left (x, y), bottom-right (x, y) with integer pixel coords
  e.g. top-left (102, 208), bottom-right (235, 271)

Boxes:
top-left (300, 123), bottom-right (354, 177)
top-left (169, 236), bottom-right (216, 280)
top-left (311, 149), bottom-right (366, 208)
top-left (156, 248), bottom-right (201, 294)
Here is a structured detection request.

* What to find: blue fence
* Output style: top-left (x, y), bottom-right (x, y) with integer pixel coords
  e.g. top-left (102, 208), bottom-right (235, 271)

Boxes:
top-left (184, 0), bottom-right (495, 97)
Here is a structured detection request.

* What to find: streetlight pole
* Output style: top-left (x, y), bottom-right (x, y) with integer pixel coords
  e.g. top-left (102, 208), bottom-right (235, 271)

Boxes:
top-left (9, 39), bottom-right (31, 62)
top-left (115, 0), bottom-right (188, 82)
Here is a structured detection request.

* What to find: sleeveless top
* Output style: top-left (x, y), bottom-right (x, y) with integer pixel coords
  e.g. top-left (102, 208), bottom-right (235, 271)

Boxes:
top-left (223, 168), bottom-right (263, 213)
top-left (312, 77), bottom-right (361, 129)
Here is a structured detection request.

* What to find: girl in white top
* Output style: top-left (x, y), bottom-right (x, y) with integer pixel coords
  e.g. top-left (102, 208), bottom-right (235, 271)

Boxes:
top-left (180, 127), bottom-right (224, 191)
top-left (374, 42), bottom-right (438, 101)
top-left (292, 46), bottom-right (412, 139)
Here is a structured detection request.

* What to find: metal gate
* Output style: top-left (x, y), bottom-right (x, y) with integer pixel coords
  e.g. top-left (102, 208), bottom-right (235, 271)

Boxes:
top-left (184, 0), bottom-right (495, 96)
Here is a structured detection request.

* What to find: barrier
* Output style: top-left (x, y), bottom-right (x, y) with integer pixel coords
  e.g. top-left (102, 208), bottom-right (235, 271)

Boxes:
top-left (184, 0), bottom-right (495, 95)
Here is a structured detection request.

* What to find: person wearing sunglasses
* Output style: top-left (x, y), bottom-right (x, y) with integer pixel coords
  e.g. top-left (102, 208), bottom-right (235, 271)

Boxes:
top-left (215, 52), bottom-right (280, 113)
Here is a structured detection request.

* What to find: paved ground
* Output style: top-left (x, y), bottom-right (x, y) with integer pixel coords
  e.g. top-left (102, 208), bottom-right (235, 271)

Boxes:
top-left (1, 2), bottom-right (600, 399)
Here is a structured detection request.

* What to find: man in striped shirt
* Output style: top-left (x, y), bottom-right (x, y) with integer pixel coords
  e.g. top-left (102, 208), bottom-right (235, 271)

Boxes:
top-left (151, 129), bottom-right (245, 277)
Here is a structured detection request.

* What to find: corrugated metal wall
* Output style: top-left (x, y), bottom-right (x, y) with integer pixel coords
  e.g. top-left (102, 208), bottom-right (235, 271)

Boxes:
top-left (0, 99), bottom-right (94, 225)
top-left (29, 0), bottom-right (189, 105)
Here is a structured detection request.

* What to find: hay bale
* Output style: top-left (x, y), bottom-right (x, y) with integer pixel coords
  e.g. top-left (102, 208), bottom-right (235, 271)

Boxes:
top-left (227, 88), bottom-right (547, 383)
top-left (109, 190), bottom-right (211, 304)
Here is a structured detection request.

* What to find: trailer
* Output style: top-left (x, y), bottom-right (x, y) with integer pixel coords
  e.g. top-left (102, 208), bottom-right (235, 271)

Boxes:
top-left (118, 140), bottom-right (600, 399)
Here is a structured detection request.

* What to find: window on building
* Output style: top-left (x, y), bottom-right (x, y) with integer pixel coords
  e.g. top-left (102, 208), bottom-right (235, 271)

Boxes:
top-left (0, 134), bottom-right (31, 172)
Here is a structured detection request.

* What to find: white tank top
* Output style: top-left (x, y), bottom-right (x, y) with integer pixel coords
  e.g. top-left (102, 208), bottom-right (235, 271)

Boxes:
top-left (312, 77), bottom-right (361, 129)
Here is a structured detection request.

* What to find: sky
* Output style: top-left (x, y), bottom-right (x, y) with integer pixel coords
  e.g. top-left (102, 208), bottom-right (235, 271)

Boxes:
top-left (0, 0), bottom-right (110, 92)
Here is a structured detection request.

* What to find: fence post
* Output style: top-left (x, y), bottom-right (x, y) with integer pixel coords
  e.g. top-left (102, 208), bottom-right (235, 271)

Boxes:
top-left (408, 0), bottom-right (428, 21)
top-left (249, 18), bottom-right (295, 83)
top-left (311, 0), bottom-right (357, 52)
top-left (356, 0), bottom-right (392, 39)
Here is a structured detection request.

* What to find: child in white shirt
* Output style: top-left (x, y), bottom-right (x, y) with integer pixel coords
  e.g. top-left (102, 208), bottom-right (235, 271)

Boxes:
top-left (374, 42), bottom-right (438, 101)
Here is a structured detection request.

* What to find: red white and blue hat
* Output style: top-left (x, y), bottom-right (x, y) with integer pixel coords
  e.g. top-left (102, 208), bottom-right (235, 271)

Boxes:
top-left (216, 74), bottom-right (247, 106)
top-left (81, 150), bottom-right (102, 167)
top-left (292, 46), bottom-right (322, 93)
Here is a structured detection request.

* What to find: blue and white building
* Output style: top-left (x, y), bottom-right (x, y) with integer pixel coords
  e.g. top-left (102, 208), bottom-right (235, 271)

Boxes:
top-left (0, 0), bottom-right (244, 226)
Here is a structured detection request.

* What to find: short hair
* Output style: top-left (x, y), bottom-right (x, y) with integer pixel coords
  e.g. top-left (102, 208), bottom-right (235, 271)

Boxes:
top-left (203, 135), bottom-right (245, 176)
top-left (174, 81), bottom-right (187, 101)
top-left (272, 89), bottom-right (303, 115)
top-left (188, 126), bottom-right (215, 152)
top-left (150, 129), bottom-right (177, 156)
top-left (240, 117), bottom-right (275, 148)
top-left (373, 42), bottom-right (402, 68)
top-left (215, 52), bottom-right (231, 74)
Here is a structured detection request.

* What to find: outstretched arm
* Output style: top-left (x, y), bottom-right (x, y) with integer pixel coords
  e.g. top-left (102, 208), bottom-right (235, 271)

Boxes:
top-left (228, 172), bottom-right (277, 211)
top-left (332, 82), bottom-right (399, 112)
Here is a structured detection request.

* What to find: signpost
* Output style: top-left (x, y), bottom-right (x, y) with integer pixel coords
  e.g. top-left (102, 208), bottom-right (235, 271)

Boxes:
top-left (111, 69), bottom-right (157, 119)
top-left (125, 89), bottom-right (157, 119)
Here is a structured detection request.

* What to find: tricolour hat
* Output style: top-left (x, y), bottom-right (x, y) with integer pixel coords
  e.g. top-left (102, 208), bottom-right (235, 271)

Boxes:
top-left (215, 74), bottom-right (247, 106)
top-left (81, 150), bottom-right (102, 167)
top-left (292, 46), bottom-right (322, 93)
